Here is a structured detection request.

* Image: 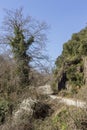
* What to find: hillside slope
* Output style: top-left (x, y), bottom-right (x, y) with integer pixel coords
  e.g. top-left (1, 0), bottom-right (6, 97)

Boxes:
top-left (54, 27), bottom-right (87, 92)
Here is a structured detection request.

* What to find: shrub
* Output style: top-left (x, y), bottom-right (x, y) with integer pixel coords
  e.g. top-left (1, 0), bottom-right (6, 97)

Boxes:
top-left (0, 99), bottom-right (10, 124)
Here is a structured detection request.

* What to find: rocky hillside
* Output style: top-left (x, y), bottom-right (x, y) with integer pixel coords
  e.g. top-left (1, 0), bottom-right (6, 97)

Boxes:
top-left (53, 27), bottom-right (87, 93)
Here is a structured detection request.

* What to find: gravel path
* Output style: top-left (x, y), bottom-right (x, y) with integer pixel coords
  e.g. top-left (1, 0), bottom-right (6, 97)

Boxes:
top-left (50, 95), bottom-right (86, 108)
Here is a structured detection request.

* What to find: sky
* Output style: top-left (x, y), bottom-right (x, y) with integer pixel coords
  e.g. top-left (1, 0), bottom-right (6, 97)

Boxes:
top-left (0, 0), bottom-right (87, 64)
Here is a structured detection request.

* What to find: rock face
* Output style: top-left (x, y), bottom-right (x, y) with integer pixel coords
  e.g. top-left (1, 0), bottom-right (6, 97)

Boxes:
top-left (1, 97), bottom-right (52, 130)
top-left (13, 98), bottom-right (37, 124)
top-left (37, 84), bottom-right (53, 95)
top-left (83, 57), bottom-right (87, 84)
top-left (13, 96), bottom-right (52, 125)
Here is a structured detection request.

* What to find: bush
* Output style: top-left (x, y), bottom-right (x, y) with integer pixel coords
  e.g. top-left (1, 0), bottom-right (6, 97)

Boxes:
top-left (0, 99), bottom-right (10, 124)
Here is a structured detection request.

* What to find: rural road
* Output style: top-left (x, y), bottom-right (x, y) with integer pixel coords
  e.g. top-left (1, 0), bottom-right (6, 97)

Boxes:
top-left (37, 84), bottom-right (86, 108)
top-left (50, 95), bottom-right (86, 108)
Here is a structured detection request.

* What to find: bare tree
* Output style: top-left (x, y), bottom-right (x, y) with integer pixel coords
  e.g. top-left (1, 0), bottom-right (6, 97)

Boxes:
top-left (0, 8), bottom-right (49, 87)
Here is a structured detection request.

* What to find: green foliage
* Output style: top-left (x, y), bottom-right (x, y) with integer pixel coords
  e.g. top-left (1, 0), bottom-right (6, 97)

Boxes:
top-left (66, 64), bottom-right (84, 87)
top-left (0, 99), bottom-right (10, 124)
top-left (78, 39), bottom-right (87, 55)
top-left (11, 27), bottom-right (26, 57)
top-left (52, 109), bottom-right (68, 130)
top-left (10, 26), bottom-right (32, 86)
top-left (55, 55), bottom-right (64, 68)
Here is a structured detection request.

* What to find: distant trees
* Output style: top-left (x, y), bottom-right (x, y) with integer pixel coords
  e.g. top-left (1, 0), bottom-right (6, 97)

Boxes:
top-left (0, 8), bottom-right (49, 87)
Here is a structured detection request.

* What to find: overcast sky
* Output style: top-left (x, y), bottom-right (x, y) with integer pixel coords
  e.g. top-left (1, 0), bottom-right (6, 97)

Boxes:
top-left (0, 0), bottom-right (87, 63)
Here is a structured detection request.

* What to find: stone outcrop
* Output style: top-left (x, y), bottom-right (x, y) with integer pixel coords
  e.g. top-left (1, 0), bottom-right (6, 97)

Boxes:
top-left (37, 84), bottom-right (53, 95)
top-left (13, 98), bottom-right (37, 124)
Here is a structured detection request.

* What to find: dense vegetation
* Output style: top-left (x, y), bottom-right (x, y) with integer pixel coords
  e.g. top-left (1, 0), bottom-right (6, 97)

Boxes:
top-left (54, 27), bottom-right (87, 93)
top-left (0, 8), bottom-right (87, 130)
